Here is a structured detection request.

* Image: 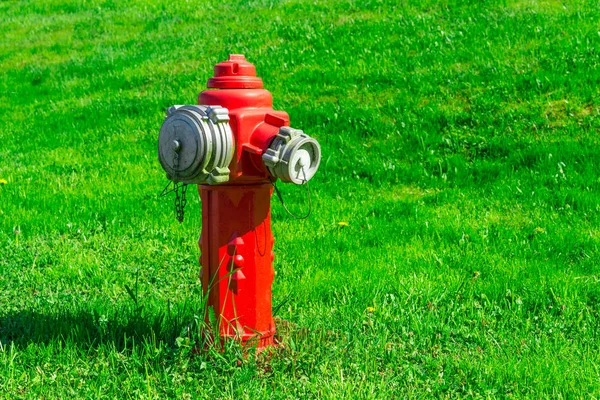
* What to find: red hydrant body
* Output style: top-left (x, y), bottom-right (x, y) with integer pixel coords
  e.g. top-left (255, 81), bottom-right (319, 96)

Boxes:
top-left (199, 56), bottom-right (289, 348)
top-left (199, 185), bottom-right (276, 347)
top-left (158, 55), bottom-right (320, 349)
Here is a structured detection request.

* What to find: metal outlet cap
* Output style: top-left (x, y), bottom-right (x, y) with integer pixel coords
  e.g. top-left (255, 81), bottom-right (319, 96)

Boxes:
top-left (262, 126), bottom-right (321, 185)
top-left (158, 105), bottom-right (234, 184)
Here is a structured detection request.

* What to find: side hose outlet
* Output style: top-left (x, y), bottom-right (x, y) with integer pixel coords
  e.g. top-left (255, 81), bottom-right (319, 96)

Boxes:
top-left (158, 105), bottom-right (234, 185)
top-left (262, 126), bottom-right (321, 185)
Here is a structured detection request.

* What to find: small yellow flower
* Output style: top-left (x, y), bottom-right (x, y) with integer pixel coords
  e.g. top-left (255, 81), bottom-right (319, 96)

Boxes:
top-left (366, 306), bottom-right (375, 313)
top-left (0, 179), bottom-right (7, 185)
top-left (337, 221), bottom-right (349, 227)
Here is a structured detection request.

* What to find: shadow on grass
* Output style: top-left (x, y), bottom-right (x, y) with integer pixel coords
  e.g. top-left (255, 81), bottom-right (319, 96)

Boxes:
top-left (0, 305), bottom-right (202, 351)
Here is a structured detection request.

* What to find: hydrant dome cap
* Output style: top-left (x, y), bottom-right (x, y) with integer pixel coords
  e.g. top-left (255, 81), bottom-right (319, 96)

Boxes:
top-left (207, 54), bottom-right (264, 89)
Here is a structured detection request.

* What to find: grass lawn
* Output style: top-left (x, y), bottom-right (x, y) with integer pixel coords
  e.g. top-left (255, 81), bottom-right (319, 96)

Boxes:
top-left (1, 0), bottom-right (600, 397)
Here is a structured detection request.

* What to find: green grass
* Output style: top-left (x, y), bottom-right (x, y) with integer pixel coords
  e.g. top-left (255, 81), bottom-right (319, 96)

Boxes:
top-left (1, 0), bottom-right (600, 397)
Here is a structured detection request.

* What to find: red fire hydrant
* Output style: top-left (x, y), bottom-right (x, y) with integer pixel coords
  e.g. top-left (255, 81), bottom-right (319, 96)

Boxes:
top-left (158, 55), bottom-right (321, 349)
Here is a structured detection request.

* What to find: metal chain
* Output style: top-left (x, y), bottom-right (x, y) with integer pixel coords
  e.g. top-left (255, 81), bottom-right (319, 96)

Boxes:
top-left (172, 140), bottom-right (187, 223)
top-left (175, 183), bottom-right (188, 223)
top-left (159, 180), bottom-right (188, 223)
top-left (172, 145), bottom-right (179, 172)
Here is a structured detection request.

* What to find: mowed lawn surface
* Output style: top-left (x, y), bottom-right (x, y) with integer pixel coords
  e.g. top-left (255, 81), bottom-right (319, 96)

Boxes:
top-left (1, 0), bottom-right (600, 398)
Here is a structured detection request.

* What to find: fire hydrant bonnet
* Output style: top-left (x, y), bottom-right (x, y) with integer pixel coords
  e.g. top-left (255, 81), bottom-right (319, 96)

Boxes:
top-left (207, 54), bottom-right (264, 89)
